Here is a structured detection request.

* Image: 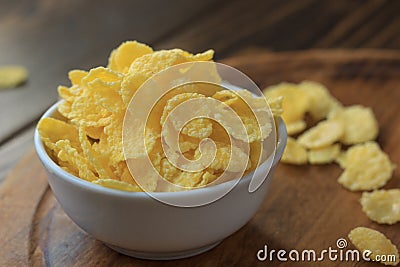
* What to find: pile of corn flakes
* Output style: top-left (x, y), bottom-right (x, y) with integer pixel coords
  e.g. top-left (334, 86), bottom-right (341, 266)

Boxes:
top-left (263, 81), bottom-right (399, 265)
top-left (263, 81), bottom-right (397, 190)
top-left (38, 41), bottom-right (278, 192)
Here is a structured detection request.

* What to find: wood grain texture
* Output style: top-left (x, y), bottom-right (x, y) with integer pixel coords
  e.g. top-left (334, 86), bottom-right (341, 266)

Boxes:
top-left (0, 149), bottom-right (48, 267)
top-left (0, 50), bottom-right (399, 266)
top-left (157, 0), bottom-right (400, 55)
top-left (0, 125), bottom-right (34, 183)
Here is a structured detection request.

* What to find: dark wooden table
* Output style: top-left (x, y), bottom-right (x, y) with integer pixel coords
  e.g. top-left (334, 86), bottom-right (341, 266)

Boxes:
top-left (0, 0), bottom-right (400, 266)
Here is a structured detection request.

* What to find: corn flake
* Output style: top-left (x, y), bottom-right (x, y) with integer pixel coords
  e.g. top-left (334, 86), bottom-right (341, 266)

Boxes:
top-left (361, 189), bottom-right (400, 225)
top-left (266, 96), bottom-right (284, 117)
top-left (281, 137), bottom-right (307, 165)
top-left (79, 126), bottom-right (117, 180)
top-left (348, 227), bottom-right (399, 266)
top-left (157, 158), bottom-right (203, 189)
top-left (58, 67), bottom-right (124, 128)
top-left (338, 142), bottom-right (395, 191)
top-left (120, 72), bottom-right (148, 106)
top-left (37, 118), bottom-right (81, 152)
top-left (160, 92), bottom-right (214, 140)
top-left (92, 179), bottom-right (141, 192)
top-left (335, 150), bottom-right (347, 169)
top-left (263, 82), bottom-right (309, 123)
top-left (194, 141), bottom-right (251, 172)
top-left (68, 70), bottom-right (88, 86)
top-left (55, 140), bottom-right (97, 181)
top-left (286, 120), bottom-right (307, 135)
top-left (299, 81), bottom-right (342, 120)
top-left (329, 105), bottom-right (379, 145)
top-left (0, 65), bottom-right (28, 89)
top-left (308, 144), bottom-right (340, 165)
top-left (297, 120), bottom-right (344, 149)
top-left (212, 89), bottom-right (272, 142)
top-left (108, 41), bottom-right (153, 74)
top-left (129, 49), bottom-right (213, 79)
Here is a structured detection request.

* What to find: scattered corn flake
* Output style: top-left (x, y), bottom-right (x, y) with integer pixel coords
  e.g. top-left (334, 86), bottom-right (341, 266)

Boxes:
top-left (308, 144), bottom-right (340, 165)
top-left (329, 105), bottom-right (379, 145)
top-left (335, 150), bottom-right (347, 169)
top-left (286, 120), bottom-right (307, 135)
top-left (263, 82), bottom-right (309, 123)
top-left (348, 227), bottom-right (399, 266)
top-left (361, 189), bottom-right (400, 225)
top-left (299, 81), bottom-right (342, 120)
top-left (281, 137), bottom-right (307, 165)
top-left (338, 142), bottom-right (395, 191)
top-left (297, 120), bottom-right (344, 149)
top-left (0, 65), bottom-right (28, 89)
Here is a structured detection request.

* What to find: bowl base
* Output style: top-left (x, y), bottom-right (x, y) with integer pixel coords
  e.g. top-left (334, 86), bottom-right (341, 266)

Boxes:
top-left (106, 241), bottom-right (221, 260)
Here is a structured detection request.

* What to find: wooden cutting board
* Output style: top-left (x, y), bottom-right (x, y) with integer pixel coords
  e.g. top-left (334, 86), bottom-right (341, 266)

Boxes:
top-left (1, 50), bottom-right (399, 267)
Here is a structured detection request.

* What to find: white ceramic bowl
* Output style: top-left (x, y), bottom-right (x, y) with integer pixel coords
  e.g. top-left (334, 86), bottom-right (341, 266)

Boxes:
top-left (34, 101), bottom-right (287, 260)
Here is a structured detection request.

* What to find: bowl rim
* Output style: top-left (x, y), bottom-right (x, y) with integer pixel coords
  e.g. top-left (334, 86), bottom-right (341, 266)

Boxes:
top-left (34, 100), bottom-right (287, 199)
